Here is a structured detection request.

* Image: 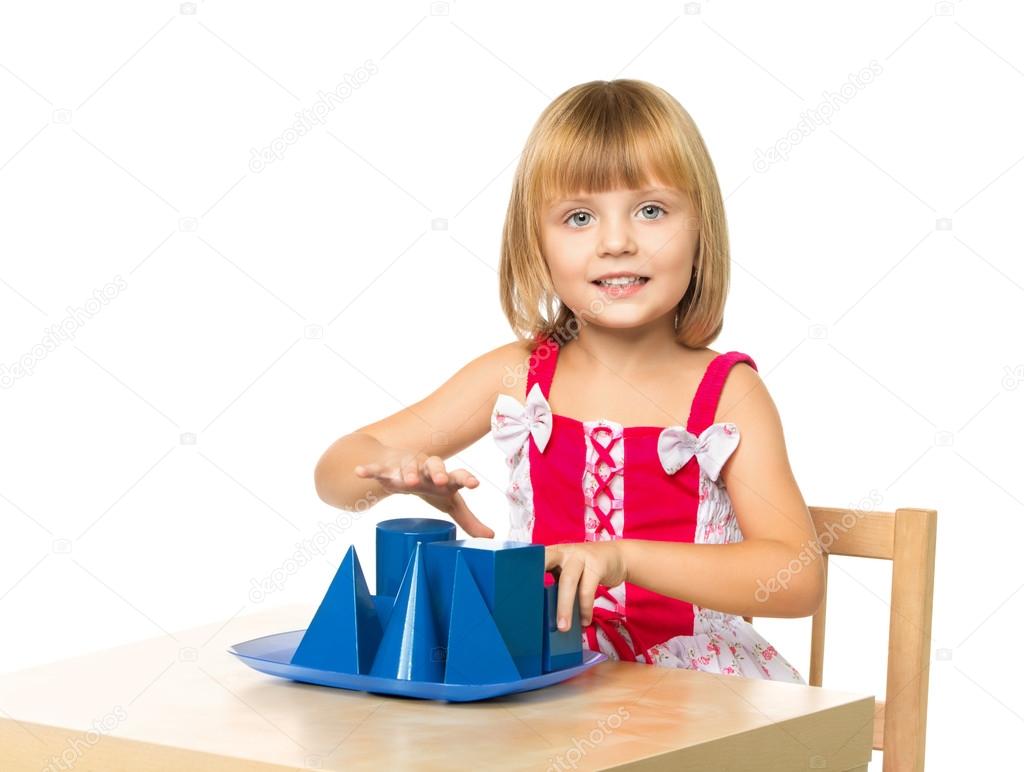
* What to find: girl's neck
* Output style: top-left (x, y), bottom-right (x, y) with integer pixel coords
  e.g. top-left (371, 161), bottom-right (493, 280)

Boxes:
top-left (561, 308), bottom-right (687, 373)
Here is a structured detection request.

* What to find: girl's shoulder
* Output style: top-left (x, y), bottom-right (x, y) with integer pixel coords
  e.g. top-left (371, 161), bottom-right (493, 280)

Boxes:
top-left (472, 338), bottom-right (537, 405)
top-left (713, 352), bottom-right (769, 425)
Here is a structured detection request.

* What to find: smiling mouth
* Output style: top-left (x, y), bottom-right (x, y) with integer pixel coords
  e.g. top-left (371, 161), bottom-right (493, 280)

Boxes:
top-left (591, 276), bottom-right (650, 287)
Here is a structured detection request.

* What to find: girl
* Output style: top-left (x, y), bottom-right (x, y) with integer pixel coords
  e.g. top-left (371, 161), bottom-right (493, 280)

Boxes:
top-left (315, 79), bottom-right (823, 682)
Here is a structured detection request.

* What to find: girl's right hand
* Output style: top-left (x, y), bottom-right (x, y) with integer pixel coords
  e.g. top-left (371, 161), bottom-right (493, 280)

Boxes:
top-left (354, 451), bottom-right (494, 538)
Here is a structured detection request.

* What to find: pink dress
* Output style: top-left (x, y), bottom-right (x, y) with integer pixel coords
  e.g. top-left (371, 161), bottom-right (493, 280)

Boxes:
top-left (490, 334), bottom-right (805, 682)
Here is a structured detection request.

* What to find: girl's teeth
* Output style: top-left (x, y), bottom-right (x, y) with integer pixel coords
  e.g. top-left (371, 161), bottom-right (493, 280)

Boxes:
top-left (597, 277), bottom-right (645, 286)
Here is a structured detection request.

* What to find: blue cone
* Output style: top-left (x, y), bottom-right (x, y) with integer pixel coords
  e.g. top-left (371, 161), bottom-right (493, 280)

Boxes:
top-left (443, 553), bottom-right (521, 684)
top-left (290, 545), bottom-right (382, 674)
top-left (369, 542), bottom-right (444, 681)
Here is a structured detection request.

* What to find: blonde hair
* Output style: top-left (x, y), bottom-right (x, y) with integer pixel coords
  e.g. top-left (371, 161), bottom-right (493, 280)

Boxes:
top-left (498, 79), bottom-right (729, 349)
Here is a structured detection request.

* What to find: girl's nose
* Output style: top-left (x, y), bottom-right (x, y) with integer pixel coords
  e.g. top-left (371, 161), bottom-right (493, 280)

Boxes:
top-left (597, 219), bottom-right (636, 257)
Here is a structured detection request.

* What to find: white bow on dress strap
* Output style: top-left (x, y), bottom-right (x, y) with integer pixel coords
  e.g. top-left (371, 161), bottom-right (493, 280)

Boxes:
top-left (657, 422), bottom-right (740, 481)
top-left (491, 382), bottom-right (553, 458)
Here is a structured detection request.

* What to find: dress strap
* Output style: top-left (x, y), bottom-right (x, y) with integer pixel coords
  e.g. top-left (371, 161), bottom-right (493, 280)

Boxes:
top-left (526, 332), bottom-right (560, 399)
top-left (685, 351), bottom-right (758, 435)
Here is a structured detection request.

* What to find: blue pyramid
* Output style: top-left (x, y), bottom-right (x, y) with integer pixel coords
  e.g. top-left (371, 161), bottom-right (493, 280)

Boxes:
top-left (290, 545), bottom-right (382, 674)
top-left (369, 542), bottom-right (444, 681)
top-left (424, 539), bottom-right (544, 678)
top-left (443, 553), bottom-right (521, 684)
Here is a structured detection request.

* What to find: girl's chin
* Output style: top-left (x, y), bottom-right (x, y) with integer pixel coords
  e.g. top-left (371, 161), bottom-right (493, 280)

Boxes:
top-left (571, 310), bottom-right (667, 329)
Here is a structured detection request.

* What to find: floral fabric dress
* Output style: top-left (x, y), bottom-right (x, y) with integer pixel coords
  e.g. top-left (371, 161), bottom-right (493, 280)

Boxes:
top-left (490, 334), bottom-right (805, 683)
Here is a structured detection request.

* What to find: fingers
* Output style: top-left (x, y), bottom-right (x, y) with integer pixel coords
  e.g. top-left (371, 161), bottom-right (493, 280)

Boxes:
top-left (359, 455), bottom-right (479, 491)
top-left (422, 457), bottom-right (480, 490)
top-left (354, 462), bottom-right (378, 477)
top-left (544, 544), bottom-right (568, 575)
top-left (576, 565), bottom-right (600, 627)
top-left (449, 491), bottom-right (495, 538)
top-left (423, 455), bottom-right (447, 486)
top-left (355, 462), bottom-right (403, 486)
top-left (355, 462), bottom-right (400, 484)
top-left (401, 453), bottom-right (423, 486)
top-left (447, 467), bottom-right (479, 489)
top-left (356, 456), bottom-right (489, 537)
top-left (554, 554), bottom-right (583, 632)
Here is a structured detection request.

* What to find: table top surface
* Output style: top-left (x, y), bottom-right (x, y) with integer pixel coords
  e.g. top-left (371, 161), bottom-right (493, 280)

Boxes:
top-left (0, 604), bottom-right (876, 771)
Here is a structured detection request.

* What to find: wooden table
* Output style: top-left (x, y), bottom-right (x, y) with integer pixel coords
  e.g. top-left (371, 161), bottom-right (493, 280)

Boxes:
top-left (0, 604), bottom-right (874, 771)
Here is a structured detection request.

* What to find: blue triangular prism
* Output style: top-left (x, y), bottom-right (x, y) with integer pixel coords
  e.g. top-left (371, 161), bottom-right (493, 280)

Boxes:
top-left (290, 545), bottom-right (382, 674)
top-left (369, 542), bottom-right (444, 681)
top-left (443, 553), bottom-right (521, 684)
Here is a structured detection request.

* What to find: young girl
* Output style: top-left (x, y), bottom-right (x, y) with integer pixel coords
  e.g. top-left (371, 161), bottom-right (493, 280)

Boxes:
top-left (315, 79), bottom-right (823, 683)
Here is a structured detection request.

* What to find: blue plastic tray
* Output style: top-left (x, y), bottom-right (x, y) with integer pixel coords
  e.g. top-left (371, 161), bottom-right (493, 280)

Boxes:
top-left (228, 628), bottom-right (606, 702)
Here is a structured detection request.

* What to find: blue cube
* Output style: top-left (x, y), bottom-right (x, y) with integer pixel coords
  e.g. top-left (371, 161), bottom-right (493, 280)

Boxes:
top-left (425, 538), bottom-right (544, 678)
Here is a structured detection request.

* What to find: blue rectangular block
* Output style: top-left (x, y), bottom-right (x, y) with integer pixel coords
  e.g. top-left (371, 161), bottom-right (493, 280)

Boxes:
top-left (425, 539), bottom-right (544, 678)
top-left (542, 581), bottom-right (583, 673)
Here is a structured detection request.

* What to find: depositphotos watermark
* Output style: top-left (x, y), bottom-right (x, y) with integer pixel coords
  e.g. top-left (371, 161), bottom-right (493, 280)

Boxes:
top-left (499, 285), bottom-right (647, 390)
top-left (1, 275), bottom-right (128, 389)
top-left (248, 60), bottom-right (379, 172)
top-left (753, 59), bottom-right (884, 173)
top-left (753, 490), bottom-right (884, 603)
top-left (546, 706), bottom-right (631, 771)
top-left (248, 490), bottom-right (380, 602)
top-left (40, 705), bottom-right (127, 771)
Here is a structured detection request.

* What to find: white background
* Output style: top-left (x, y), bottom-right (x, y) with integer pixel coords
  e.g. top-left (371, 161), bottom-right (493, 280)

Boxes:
top-left (1, 1), bottom-right (1021, 768)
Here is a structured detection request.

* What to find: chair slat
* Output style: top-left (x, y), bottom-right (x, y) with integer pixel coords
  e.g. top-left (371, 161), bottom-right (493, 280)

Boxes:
top-left (808, 553), bottom-right (828, 687)
top-left (881, 509), bottom-right (937, 772)
top-left (873, 700), bottom-right (885, 751)
top-left (810, 507), bottom-right (896, 559)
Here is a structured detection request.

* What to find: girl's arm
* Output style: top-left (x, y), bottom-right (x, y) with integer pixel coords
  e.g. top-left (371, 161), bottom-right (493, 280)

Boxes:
top-left (620, 362), bottom-right (825, 618)
top-left (313, 340), bottom-right (532, 532)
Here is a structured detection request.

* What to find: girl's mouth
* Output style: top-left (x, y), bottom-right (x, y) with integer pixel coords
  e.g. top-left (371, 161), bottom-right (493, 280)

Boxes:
top-left (591, 276), bottom-right (649, 297)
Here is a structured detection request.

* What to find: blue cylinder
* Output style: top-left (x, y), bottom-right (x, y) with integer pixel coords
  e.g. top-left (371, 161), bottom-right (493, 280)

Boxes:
top-left (375, 518), bottom-right (455, 597)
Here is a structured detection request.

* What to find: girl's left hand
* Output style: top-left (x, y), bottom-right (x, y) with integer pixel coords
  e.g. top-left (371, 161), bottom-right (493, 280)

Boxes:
top-left (544, 541), bottom-right (628, 631)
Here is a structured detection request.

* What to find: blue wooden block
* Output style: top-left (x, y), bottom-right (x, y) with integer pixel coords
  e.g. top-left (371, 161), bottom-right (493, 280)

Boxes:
top-left (373, 595), bottom-right (395, 630)
top-left (542, 581), bottom-right (583, 673)
top-left (443, 553), bottom-right (520, 684)
top-left (375, 518), bottom-right (455, 598)
top-left (369, 542), bottom-right (445, 681)
top-left (290, 545), bottom-right (382, 674)
top-left (424, 538), bottom-right (544, 678)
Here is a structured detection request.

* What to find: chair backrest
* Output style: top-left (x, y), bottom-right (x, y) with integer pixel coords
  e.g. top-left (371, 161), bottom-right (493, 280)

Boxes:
top-left (745, 506), bottom-right (937, 772)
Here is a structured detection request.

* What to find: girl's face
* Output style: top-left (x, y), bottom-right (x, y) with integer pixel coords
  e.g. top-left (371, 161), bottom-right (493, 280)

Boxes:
top-left (539, 184), bottom-right (699, 330)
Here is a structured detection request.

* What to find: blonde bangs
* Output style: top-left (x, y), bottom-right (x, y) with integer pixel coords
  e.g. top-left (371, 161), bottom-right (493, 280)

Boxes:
top-left (499, 79), bottom-right (729, 350)
top-left (530, 92), bottom-right (696, 208)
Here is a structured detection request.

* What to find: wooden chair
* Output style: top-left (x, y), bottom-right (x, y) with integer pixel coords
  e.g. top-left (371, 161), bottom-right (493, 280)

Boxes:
top-left (745, 506), bottom-right (937, 772)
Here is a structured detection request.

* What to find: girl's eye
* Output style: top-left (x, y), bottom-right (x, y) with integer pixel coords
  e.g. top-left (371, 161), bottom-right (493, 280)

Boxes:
top-left (639, 204), bottom-right (667, 220)
top-left (563, 204), bottom-right (667, 228)
top-left (566, 210), bottom-right (592, 228)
